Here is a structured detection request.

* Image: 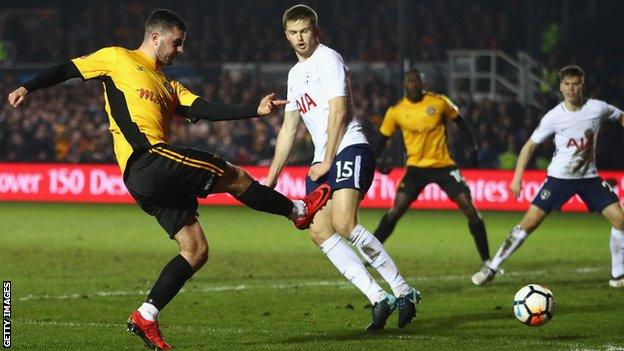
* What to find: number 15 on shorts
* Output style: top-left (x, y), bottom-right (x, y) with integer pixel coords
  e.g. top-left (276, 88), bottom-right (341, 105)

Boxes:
top-left (336, 161), bottom-right (353, 182)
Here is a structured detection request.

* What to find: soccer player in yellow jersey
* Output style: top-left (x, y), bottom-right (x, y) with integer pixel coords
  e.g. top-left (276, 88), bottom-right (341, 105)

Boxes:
top-left (374, 69), bottom-right (491, 270)
top-left (7, 9), bottom-right (329, 350)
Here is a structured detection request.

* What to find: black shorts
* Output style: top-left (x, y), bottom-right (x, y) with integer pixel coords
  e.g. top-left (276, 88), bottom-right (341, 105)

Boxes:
top-left (531, 176), bottom-right (619, 213)
top-left (305, 144), bottom-right (375, 195)
top-left (398, 166), bottom-right (470, 200)
top-left (124, 144), bottom-right (227, 239)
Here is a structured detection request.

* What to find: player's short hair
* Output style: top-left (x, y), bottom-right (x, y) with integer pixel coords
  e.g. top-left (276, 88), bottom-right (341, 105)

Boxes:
top-left (405, 68), bottom-right (425, 81)
top-left (145, 9), bottom-right (187, 34)
top-left (282, 4), bottom-right (318, 29)
top-left (558, 65), bottom-right (585, 82)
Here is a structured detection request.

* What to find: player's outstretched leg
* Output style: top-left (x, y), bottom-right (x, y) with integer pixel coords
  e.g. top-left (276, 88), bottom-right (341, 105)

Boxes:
top-left (453, 193), bottom-right (491, 264)
top-left (315, 227), bottom-right (395, 330)
top-left (471, 224), bottom-right (528, 285)
top-left (294, 184), bottom-right (331, 229)
top-left (471, 263), bottom-right (497, 286)
top-left (127, 310), bottom-right (171, 350)
top-left (602, 202), bottom-right (624, 288)
top-left (347, 223), bottom-right (420, 327)
top-left (127, 219), bottom-right (206, 350)
top-left (373, 192), bottom-right (412, 243)
top-left (219, 165), bottom-right (330, 229)
top-left (395, 287), bottom-right (422, 329)
top-left (367, 294), bottom-right (396, 331)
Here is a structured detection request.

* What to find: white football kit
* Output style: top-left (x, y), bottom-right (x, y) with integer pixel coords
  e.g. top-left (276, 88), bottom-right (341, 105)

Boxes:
top-left (530, 99), bottom-right (623, 179)
top-left (285, 44), bottom-right (368, 164)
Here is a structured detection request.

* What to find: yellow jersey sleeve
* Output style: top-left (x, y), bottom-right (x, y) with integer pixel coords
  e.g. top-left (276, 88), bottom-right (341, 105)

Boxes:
top-left (441, 95), bottom-right (460, 120)
top-left (71, 47), bottom-right (118, 80)
top-left (379, 106), bottom-right (397, 137)
top-left (173, 80), bottom-right (200, 107)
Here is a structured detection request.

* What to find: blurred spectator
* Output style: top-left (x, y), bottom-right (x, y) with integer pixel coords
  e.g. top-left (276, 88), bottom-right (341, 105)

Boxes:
top-left (0, 0), bottom-right (622, 170)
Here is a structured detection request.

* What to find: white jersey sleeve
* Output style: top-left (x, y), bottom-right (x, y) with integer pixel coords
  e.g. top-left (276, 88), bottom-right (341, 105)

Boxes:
top-left (318, 50), bottom-right (348, 100)
top-left (602, 101), bottom-right (623, 122)
top-left (284, 70), bottom-right (299, 112)
top-left (530, 111), bottom-right (556, 144)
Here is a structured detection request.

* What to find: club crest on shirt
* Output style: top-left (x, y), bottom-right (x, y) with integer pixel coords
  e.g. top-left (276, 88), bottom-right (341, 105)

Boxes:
top-left (540, 189), bottom-right (551, 200)
top-left (427, 106), bottom-right (435, 116)
top-left (305, 71), bottom-right (312, 85)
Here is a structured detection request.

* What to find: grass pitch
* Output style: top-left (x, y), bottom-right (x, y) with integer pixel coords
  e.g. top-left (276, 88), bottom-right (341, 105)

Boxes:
top-left (1, 202), bottom-right (623, 350)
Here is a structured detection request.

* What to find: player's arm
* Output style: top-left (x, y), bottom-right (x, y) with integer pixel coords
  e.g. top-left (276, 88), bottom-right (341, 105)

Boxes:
top-left (374, 106), bottom-right (397, 174)
top-left (178, 93), bottom-right (288, 122)
top-left (452, 116), bottom-right (479, 167)
top-left (308, 96), bottom-right (347, 181)
top-left (510, 139), bottom-right (539, 198)
top-left (7, 61), bottom-right (82, 108)
top-left (373, 133), bottom-right (390, 159)
top-left (266, 110), bottom-right (302, 188)
top-left (373, 133), bottom-right (391, 174)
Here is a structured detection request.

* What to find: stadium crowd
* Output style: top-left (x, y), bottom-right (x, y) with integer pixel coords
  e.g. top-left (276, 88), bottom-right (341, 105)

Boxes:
top-left (1, 0), bottom-right (622, 169)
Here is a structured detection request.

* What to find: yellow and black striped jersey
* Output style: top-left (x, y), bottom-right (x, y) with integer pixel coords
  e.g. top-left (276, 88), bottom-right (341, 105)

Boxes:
top-left (380, 92), bottom-right (459, 168)
top-left (71, 46), bottom-right (199, 173)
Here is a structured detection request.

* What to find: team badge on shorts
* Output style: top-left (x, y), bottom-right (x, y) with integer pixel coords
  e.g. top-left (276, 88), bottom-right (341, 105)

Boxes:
top-left (427, 106), bottom-right (435, 116)
top-left (540, 189), bottom-right (551, 200)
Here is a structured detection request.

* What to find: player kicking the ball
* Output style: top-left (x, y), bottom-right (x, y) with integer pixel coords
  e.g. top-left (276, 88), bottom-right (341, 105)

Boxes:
top-left (471, 65), bottom-right (624, 288)
top-left (266, 5), bottom-right (420, 330)
top-left (8, 9), bottom-right (330, 350)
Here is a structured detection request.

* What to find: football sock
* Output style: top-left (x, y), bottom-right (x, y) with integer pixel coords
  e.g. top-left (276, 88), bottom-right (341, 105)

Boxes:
top-left (348, 224), bottom-right (411, 297)
top-left (320, 234), bottom-right (386, 304)
top-left (146, 254), bottom-right (194, 311)
top-left (235, 180), bottom-right (294, 218)
top-left (138, 302), bottom-right (160, 322)
top-left (490, 225), bottom-right (528, 270)
top-left (468, 217), bottom-right (490, 262)
top-left (610, 227), bottom-right (624, 278)
top-left (290, 200), bottom-right (306, 220)
top-left (373, 213), bottom-right (397, 243)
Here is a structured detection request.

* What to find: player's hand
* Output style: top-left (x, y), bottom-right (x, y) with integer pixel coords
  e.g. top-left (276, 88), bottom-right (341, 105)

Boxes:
top-left (375, 158), bottom-right (392, 174)
top-left (8, 87), bottom-right (28, 108)
top-left (376, 165), bottom-right (392, 175)
top-left (308, 161), bottom-right (331, 181)
top-left (510, 178), bottom-right (522, 199)
top-left (257, 93), bottom-right (289, 116)
top-left (466, 148), bottom-right (479, 168)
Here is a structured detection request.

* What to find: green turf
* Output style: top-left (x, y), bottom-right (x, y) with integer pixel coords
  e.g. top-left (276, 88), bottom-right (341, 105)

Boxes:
top-left (1, 202), bottom-right (622, 350)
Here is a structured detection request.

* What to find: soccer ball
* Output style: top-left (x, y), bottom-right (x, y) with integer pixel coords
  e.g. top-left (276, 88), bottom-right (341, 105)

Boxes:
top-left (513, 284), bottom-right (555, 326)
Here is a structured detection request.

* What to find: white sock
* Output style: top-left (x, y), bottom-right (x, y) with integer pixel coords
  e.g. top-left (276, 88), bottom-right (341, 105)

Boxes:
top-left (138, 302), bottom-right (159, 322)
top-left (490, 225), bottom-right (528, 270)
top-left (610, 227), bottom-right (624, 278)
top-left (347, 224), bottom-right (411, 297)
top-left (320, 234), bottom-right (387, 304)
top-left (290, 200), bottom-right (306, 220)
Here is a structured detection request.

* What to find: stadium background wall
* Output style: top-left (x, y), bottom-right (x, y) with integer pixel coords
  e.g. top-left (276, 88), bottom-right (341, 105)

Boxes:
top-left (1, 163), bottom-right (622, 212)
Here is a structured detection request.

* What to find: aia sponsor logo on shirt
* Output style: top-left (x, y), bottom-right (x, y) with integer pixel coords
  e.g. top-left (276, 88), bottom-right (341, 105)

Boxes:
top-left (566, 129), bottom-right (595, 150)
top-left (296, 93), bottom-right (318, 114)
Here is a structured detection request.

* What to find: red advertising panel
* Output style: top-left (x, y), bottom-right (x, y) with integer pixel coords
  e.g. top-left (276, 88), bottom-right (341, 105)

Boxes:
top-left (0, 163), bottom-right (622, 211)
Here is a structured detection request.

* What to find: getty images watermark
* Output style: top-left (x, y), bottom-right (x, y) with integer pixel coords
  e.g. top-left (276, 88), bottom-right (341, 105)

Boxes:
top-left (3, 281), bottom-right (10, 348)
